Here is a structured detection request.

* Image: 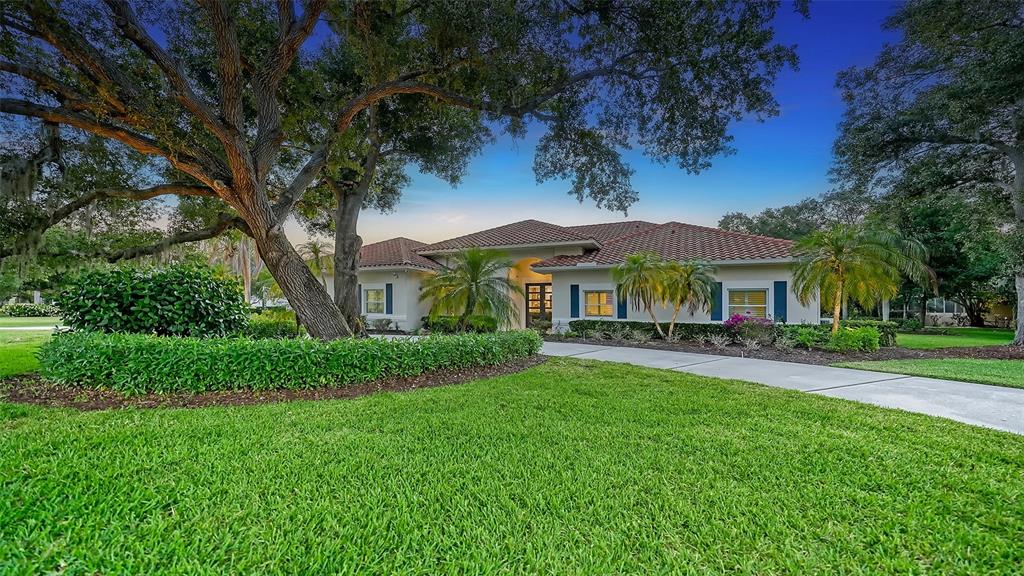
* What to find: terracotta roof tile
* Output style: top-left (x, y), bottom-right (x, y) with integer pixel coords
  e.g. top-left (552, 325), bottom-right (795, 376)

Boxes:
top-left (359, 237), bottom-right (442, 271)
top-left (565, 221), bottom-right (658, 242)
top-left (532, 222), bottom-right (794, 268)
top-left (415, 219), bottom-right (597, 253)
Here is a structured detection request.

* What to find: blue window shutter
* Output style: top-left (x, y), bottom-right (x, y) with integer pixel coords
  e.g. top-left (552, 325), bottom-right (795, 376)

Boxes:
top-left (774, 281), bottom-right (788, 322)
top-left (616, 286), bottom-right (627, 319)
top-left (711, 282), bottom-right (723, 321)
top-left (385, 283), bottom-right (393, 314)
top-left (570, 285), bottom-right (580, 318)
top-left (357, 283), bottom-right (362, 311)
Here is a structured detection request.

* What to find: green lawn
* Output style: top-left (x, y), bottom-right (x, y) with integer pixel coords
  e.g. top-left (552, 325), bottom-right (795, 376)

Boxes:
top-left (897, 327), bottom-right (1015, 349)
top-left (837, 358), bottom-right (1024, 389)
top-left (0, 331), bottom-right (50, 378)
top-left (0, 316), bottom-right (61, 328)
top-left (2, 358), bottom-right (1022, 573)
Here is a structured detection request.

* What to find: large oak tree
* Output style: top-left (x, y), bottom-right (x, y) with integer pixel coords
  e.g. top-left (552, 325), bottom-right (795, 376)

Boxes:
top-left (833, 0), bottom-right (1024, 344)
top-left (1, 0), bottom-right (803, 339)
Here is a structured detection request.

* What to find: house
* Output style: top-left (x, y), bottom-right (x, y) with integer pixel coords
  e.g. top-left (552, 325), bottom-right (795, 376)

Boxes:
top-left (337, 219), bottom-right (823, 331)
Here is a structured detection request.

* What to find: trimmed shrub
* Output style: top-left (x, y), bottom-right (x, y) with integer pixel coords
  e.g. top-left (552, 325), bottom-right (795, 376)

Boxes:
top-left (781, 324), bottom-right (829, 349)
top-left (56, 265), bottom-right (248, 337)
top-left (465, 314), bottom-right (498, 333)
top-left (825, 326), bottom-right (881, 353)
top-left (723, 314), bottom-right (776, 345)
top-left (422, 315), bottom-right (459, 333)
top-left (0, 303), bottom-right (59, 317)
top-left (842, 319), bottom-right (897, 347)
top-left (568, 319), bottom-right (730, 340)
top-left (38, 330), bottom-right (543, 394)
top-left (242, 311), bottom-right (302, 339)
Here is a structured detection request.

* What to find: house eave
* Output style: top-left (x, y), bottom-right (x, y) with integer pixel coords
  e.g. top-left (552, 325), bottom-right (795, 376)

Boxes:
top-left (531, 257), bottom-right (795, 272)
top-left (416, 239), bottom-right (601, 256)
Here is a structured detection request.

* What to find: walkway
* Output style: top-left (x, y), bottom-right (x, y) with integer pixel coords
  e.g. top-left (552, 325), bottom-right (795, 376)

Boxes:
top-left (541, 341), bottom-right (1024, 435)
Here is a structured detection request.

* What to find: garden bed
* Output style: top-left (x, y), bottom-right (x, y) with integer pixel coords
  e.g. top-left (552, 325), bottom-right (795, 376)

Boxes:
top-left (1, 355), bottom-right (548, 410)
top-left (545, 335), bottom-right (1024, 366)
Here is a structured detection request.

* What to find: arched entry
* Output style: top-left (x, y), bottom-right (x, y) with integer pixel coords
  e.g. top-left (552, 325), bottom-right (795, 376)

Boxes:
top-left (508, 257), bottom-right (552, 328)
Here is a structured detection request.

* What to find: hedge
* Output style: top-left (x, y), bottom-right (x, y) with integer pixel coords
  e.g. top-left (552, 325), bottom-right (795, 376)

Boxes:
top-left (421, 315), bottom-right (499, 333)
top-left (242, 314), bottom-right (302, 339)
top-left (38, 330), bottom-right (543, 394)
top-left (56, 264), bottom-right (248, 337)
top-left (568, 319), bottom-right (730, 339)
top-left (841, 320), bottom-right (897, 347)
top-left (0, 303), bottom-right (59, 317)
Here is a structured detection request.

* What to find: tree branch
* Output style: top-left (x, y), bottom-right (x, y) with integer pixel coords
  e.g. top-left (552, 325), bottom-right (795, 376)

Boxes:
top-left (103, 0), bottom-right (230, 143)
top-left (105, 217), bottom-right (240, 262)
top-left (48, 184), bottom-right (217, 228)
top-left (0, 98), bottom-right (213, 186)
top-left (200, 0), bottom-right (245, 133)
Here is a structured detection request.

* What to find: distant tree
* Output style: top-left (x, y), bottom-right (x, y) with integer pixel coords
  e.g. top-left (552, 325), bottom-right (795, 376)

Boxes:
top-left (419, 248), bottom-right (522, 329)
top-left (0, 0), bottom-right (804, 339)
top-left (612, 252), bottom-right (668, 338)
top-left (661, 260), bottom-right (716, 339)
top-left (832, 0), bottom-right (1024, 344)
top-left (719, 198), bottom-right (829, 240)
top-left (791, 224), bottom-right (933, 333)
top-left (297, 240), bottom-right (334, 289)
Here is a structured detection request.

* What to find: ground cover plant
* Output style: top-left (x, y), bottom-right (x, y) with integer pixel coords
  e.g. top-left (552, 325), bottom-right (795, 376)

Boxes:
top-left (837, 359), bottom-right (1024, 390)
top-left (37, 331), bottom-right (542, 394)
top-left (0, 332), bottom-right (50, 378)
top-left (896, 327), bottom-right (1015, 349)
top-left (2, 358), bottom-right (1022, 574)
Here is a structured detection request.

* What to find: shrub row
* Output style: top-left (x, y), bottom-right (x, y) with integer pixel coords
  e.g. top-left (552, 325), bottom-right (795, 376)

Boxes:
top-left (421, 315), bottom-right (499, 333)
top-left (567, 319), bottom-right (730, 340)
top-left (242, 311), bottom-right (302, 339)
top-left (56, 265), bottom-right (249, 337)
top-left (38, 330), bottom-right (543, 394)
top-left (0, 303), bottom-right (60, 317)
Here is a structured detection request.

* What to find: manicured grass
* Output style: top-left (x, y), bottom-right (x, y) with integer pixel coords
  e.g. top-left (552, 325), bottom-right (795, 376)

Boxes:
top-left (0, 331), bottom-right (50, 378)
top-left (837, 358), bottom-right (1024, 389)
top-left (897, 327), bottom-right (1015, 349)
top-left (2, 358), bottom-right (1022, 573)
top-left (0, 316), bottom-right (61, 328)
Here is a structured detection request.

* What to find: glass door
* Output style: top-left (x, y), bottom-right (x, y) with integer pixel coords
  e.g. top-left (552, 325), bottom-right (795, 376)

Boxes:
top-left (526, 283), bottom-right (552, 326)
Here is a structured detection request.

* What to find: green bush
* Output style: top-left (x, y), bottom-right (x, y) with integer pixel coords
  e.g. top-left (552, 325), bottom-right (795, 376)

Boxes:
top-left (465, 314), bottom-right (498, 333)
top-left (780, 324), bottom-right (829, 349)
top-left (422, 315), bottom-right (460, 333)
top-left (825, 326), bottom-right (881, 353)
top-left (242, 311), bottom-right (301, 339)
top-left (56, 265), bottom-right (248, 337)
top-left (0, 303), bottom-right (60, 317)
top-left (38, 330), bottom-right (543, 394)
top-left (842, 319), bottom-right (897, 347)
top-left (568, 319), bottom-right (730, 340)
top-left (421, 315), bottom-right (498, 333)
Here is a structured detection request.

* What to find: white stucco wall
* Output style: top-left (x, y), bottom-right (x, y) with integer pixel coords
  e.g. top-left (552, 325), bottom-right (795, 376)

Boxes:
top-left (326, 269), bottom-right (433, 331)
top-left (548, 264), bottom-right (820, 331)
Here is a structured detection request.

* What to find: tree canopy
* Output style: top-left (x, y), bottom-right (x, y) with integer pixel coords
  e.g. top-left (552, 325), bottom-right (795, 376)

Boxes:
top-left (1, 0), bottom-right (804, 338)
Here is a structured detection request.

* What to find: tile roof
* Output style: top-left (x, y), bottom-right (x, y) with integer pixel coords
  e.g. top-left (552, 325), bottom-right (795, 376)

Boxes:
top-left (359, 237), bottom-right (443, 271)
top-left (565, 221), bottom-right (659, 242)
top-left (532, 222), bottom-right (794, 268)
top-left (415, 219), bottom-right (599, 253)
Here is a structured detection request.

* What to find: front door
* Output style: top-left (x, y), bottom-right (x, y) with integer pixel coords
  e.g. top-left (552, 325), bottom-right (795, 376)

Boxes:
top-left (526, 283), bottom-right (552, 326)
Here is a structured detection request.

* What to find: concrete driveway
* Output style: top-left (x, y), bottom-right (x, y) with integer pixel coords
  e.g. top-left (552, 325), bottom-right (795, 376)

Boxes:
top-left (542, 341), bottom-right (1024, 435)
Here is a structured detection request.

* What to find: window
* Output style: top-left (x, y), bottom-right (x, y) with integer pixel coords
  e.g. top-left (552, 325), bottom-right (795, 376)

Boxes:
top-left (584, 290), bottom-right (614, 317)
top-left (928, 297), bottom-right (963, 314)
top-left (728, 289), bottom-right (768, 318)
top-left (364, 288), bottom-right (385, 314)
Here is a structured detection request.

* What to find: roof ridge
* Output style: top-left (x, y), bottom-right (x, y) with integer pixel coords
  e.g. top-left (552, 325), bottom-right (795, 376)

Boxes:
top-left (595, 221), bottom-right (673, 247)
top-left (664, 221), bottom-right (793, 244)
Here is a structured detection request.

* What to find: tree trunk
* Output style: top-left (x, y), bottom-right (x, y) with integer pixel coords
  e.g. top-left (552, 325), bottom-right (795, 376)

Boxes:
top-left (831, 282), bottom-right (843, 334)
top-left (240, 238), bottom-right (252, 305)
top-left (333, 184), bottom-right (366, 335)
top-left (251, 220), bottom-right (352, 340)
top-left (667, 304), bottom-right (681, 339)
top-left (646, 302), bottom-right (666, 338)
top-left (1010, 152), bottom-right (1024, 346)
top-left (1014, 274), bottom-right (1024, 346)
top-left (460, 290), bottom-right (478, 328)
top-left (920, 286), bottom-right (929, 326)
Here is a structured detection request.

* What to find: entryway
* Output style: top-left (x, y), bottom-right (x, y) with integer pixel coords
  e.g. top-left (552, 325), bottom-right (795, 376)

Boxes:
top-left (526, 283), bottom-right (552, 327)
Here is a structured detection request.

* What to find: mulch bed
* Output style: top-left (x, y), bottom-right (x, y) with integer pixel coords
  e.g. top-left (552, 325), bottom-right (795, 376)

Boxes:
top-left (0, 355), bottom-right (549, 411)
top-left (545, 336), bottom-right (1024, 366)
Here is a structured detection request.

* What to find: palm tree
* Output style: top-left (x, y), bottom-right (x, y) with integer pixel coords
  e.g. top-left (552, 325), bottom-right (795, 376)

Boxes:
top-left (204, 231), bottom-right (258, 303)
top-left (662, 260), bottom-right (716, 339)
top-left (612, 252), bottom-right (668, 338)
top-left (792, 223), bottom-right (934, 334)
top-left (298, 240), bottom-right (334, 288)
top-left (419, 248), bottom-right (523, 328)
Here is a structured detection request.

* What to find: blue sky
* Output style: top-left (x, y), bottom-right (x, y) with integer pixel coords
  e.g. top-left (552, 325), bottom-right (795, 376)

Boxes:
top-left (344, 1), bottom-right (902, 245)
